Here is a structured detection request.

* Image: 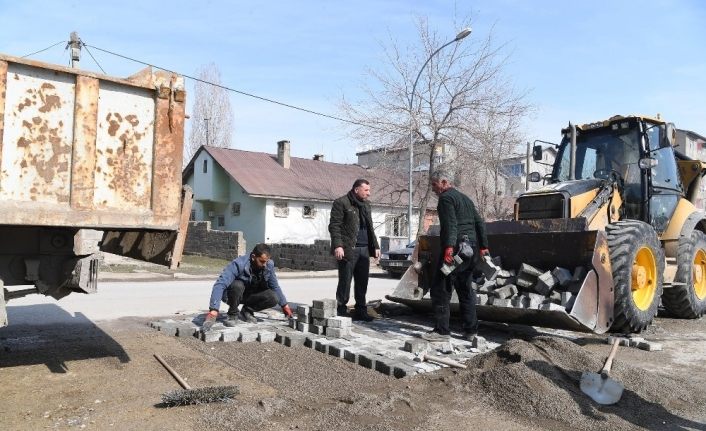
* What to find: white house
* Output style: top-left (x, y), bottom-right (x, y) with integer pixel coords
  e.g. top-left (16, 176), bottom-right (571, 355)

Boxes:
top-left (183, 141), bottom-right (421, 246)
top-left (675, 129), bottom-right (706, 209)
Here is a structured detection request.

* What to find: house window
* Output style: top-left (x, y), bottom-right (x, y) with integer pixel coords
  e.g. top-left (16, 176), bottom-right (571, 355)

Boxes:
top-left (217, 215), bottom-right (225, 227)
top-left (231, 202), bottom-right (241, 216)
top-left (274, 201), bottom-right (289, 217)
top-left (385, 214), bottom-right (407, 236)
top-left (203, 159), bottom-right (208, 173)
top-left (501, 163), bottom-right (524, 177)
top-left (190, 210), bottom-right (196, 221)
top-left (303, 205), bottom-right (316, 218)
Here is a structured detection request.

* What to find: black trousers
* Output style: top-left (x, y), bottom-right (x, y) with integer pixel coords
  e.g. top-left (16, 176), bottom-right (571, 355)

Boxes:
top-left (336, 246), bottom-right (370, 312)
top-left (429, 254), bottom-right (478, 335)
top-left (226, 280), bottom-right (278, 315)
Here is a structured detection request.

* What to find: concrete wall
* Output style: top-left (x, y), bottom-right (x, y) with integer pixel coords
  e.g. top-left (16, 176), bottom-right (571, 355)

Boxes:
top-left (269, 240), bottom-right (337, 271)
top-left (184, 221), bottom-right (247, 261)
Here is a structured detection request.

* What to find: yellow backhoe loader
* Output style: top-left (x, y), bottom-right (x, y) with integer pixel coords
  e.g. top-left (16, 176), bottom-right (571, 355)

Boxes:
top-left (387, 115), bottom-right (706, 333)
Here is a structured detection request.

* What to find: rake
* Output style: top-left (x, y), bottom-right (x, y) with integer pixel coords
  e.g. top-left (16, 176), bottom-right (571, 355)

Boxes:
top-left (154, 354), bottom-right (239, 406)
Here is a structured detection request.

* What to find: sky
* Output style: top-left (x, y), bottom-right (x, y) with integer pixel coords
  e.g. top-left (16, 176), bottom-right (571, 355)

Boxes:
top-left (1, 0), bottom-right (704, 164)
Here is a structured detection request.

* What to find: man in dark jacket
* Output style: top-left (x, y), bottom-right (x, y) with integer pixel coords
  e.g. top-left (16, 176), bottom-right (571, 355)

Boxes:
top-left (328, 179), bottom-right (381, 321)
top-left (422, 169), bottom-right (489, 342)
top-left (203, 243), bottom-right (293, 331)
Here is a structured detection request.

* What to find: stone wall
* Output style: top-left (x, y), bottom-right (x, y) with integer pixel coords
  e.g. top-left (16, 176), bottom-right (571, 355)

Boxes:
top-left (184, 221), bottom-right (247, 260)
top-left (269, 240), bottom-right (336, 271)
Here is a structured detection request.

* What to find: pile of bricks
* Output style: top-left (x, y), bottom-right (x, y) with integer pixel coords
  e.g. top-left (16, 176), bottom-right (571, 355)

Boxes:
top-left (474, 256), bottom-right (586, 313)
top-left (291, 298), bottom-right (353, 338)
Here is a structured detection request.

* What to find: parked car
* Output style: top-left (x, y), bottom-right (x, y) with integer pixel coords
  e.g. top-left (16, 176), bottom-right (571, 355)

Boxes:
top-left (379, 241), bottom-right (416, 278)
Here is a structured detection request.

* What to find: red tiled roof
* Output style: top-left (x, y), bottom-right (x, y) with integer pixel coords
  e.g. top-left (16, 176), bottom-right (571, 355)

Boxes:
top-left (200, 146), bottom-right (420, 207)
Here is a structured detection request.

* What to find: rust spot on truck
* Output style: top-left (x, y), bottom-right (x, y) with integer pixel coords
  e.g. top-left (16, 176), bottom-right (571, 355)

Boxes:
top-left (125, 114), bottom-right (139, 127)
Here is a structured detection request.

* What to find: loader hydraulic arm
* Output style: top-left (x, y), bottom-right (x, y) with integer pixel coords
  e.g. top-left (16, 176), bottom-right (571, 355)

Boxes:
top-left (579, 174), bottom-right (623, 230)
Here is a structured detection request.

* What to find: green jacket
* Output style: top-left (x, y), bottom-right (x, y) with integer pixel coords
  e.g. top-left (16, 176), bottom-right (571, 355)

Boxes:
top-left (437, 187), bottom-right (488, 249)
top-left (328, 192), bottom-right (379, 259)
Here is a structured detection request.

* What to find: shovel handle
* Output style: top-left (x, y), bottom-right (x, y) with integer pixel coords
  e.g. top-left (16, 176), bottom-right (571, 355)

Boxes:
top-left (601, 338), bottom-right (620, 375)
top-left (154, 354), bottom-right (192, 390)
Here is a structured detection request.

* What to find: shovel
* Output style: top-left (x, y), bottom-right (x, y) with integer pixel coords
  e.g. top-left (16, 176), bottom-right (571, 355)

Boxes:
top-left (580, 338), bottom-right (624, 405)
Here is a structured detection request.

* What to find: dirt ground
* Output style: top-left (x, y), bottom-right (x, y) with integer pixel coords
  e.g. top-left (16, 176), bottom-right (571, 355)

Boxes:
top-left (1, 312), bottom-right (706, 431)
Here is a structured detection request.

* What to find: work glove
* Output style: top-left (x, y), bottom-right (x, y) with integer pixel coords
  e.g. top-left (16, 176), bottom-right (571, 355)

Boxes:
top-left (480, 248), bottom-right (490, 257)
top-left (282, 304), bottom-right (294, 318)
top-left (443, 247), bottom-right (454, 265)
top-left (202, 310), bottom-right (218, 332)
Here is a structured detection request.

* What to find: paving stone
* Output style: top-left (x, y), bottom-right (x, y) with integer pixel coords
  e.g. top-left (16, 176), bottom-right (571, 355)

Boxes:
top-left (572, 266), bottom-right (587, 283)
top-left (404, 339), bottom-right (429, 354)
top-left (540, 302), bottom-right (566, 312)
top-left (309, 325), bottom-right (325, 335)
top-left (221, 328), bottom-right (241, 342)
top-left (258, 331), bottom-right (276, 343)
top-left (637, 341), bottom-right (663, 351)
top-left (628, 336), bottom-right (646, 347)
top-left (535, 271), bottom-right (557, 295)
top-left (327, 342), bottom-right (347, 358)
top-left (239, 331), bottom-right (257, 343)
top-left (315, 339), bottom-right (333, 353)
top-left (296, 305), bottom-right (310, 317)
top-left (285, 333), bottom-right (307, 347)
top-left (527, 293), bottom-right (545, 309)
top-left (358, 350), bottom-right (376, 369)
top-left (552, 267), bottom-right (573, 287)
top-left (519, 263), bottom-right (543, 278)
top-left (492, 284), bottom-right (518, 299)
top-left (311, 317), bottom-right (328, 327)
top-left (311, 308), bottom-right (336, 319)
top-left (478, 256), bottom-right (500, 281)
top-left (325, 327), bottom-right (351, 338)
top-left (326, 316), bottom-right (352, 328)
top-left (607, 335), bottom-right (630, 347)
top-left (175, 324), bottom-right (197, 338)
top-left (516, 274), bottom-right (537, 289)
top-left (312, 299), bottom-right (337, 310)
top-left (472, 335), bottom-right (487, 350)
top-left (343, 348), bottom-right (362, 364)
top-left (392, 362), bottom-right (418, 378)
top-left (288, 317), bottom-right (298, 329)
top-left (549, 290), bottom-right (562, 303)
top-left (511, 295), bottom-right (529, 308)
top-left (297, 322), bottom-right (310, 333)
top-left (476, 293), bottom-right (489, 305)
top-left (495, 276), bottom-right (516, 287)
top-left (200, 329), bottom-right (222, 342)
top-left (490, 298), bottom-right (512, 307)
top-left (159, 322), bottom-right (178, 336)
top-left (374, 357), bottom-right (394, 375)
top-left (304, 335), bottom-right (323, 348)
top-left (498, 269), bottom-right (516, 278)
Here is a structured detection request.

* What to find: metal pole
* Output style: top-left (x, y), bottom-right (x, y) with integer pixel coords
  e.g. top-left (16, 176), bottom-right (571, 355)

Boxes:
top-left (69, 32), bottom-right (81, 68)
top-left (525, 142), bottom-right (530, 191)
top-left (204, 118), bottom-right (210, 147)
top-left (407, 29), bottom-right (471, 243)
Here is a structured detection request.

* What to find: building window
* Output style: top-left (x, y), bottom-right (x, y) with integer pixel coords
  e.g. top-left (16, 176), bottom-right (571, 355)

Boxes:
top-left (231, 202), bottom-right (241, 216)
top-left (501, 163), bottom-right (524, 177)
top-left (217, 215), bottom-right (225, 227)
top-left (203, 159), bottom-right (208, 173)
top-left (274, 201), bottom-right (289, 217)
top-left (385, 214), bottom-right (408, 236)
top-left (190, 210), bottom-right (196, 221)
top-left (303, 205), bottom-right (316, 218)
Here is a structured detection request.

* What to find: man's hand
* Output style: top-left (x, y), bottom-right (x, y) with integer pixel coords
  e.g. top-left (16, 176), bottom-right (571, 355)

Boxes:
top-left (443, 247), bottom-right (454, 265)
top-left (374, 249), bottom-right (381, 259)
top-left (480, 248), bottom-right (490, 257)
top-left (334, 246), bottom-right (345, 260)
top-left (282, 304), bottom-right (294, 318)
top-left (202, 310), bottom-right (218, 332)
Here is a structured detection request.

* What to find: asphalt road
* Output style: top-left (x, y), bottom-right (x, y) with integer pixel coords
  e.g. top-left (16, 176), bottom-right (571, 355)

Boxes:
top-left (5, 276), bottom-right (400, 326)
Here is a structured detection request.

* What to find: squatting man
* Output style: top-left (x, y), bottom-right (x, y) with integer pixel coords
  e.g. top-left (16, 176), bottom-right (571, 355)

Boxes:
top-left (203, 243), bottom-right (293, 331)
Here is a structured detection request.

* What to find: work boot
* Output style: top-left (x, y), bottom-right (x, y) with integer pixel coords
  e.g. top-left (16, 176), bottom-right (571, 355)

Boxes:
top-left (223, 314), bottom-right (240, 327)
top-left (239, 307), bottom-right (257, 323)
top-left (352, 309), bottom-right (373, 322)
top-left (460, 331), bottom-right (477, 342)
top-left (420, 330), bottom-right (450, 342)
top-left (337, 305), bottom-right (348, 316)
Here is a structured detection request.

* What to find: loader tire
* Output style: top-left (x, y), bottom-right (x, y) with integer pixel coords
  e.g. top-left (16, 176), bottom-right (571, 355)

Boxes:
top-left (606, 220), bottom-right (664, 333)
top-left (662, 230), bottom-right (706, 318)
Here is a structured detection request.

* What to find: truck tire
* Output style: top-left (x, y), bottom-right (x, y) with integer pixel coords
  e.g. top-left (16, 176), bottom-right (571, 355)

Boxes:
top-left (662, 230), bottom-right (706, 318)
top-left (606, 220), bottom-right (664, 332)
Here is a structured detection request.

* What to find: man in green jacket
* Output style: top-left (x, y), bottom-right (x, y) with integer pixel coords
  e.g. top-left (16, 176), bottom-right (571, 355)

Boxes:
top-left (422, 169), bottom-right (489, 342)
top-left (328, 179), bottom-right (381, 321)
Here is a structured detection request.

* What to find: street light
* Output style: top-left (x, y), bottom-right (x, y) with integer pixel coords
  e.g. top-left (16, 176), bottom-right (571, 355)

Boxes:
top-left (407, 27), bottom-right (472, 242)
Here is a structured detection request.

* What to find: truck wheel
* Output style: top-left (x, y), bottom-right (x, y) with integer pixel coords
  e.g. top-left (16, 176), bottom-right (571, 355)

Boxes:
top-left (662, 230), bottom-right (706, 318)
top-left (607, 220), bottom-right (664, 332)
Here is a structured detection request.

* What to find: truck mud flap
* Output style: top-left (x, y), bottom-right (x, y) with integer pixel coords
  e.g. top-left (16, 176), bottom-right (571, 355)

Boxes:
top-left (387, 220), bottom-right (614, 334)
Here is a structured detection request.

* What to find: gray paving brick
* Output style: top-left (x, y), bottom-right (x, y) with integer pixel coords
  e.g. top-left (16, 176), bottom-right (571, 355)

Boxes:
top-left (519, 263), bottom-right (543, 278)
top-left (403, 339), bottom-right (429, 354)
top-left (327, 342), bottom-right (347, 358)
top-left (540, 302), bottom-right (565, 312)
top-left (309, 325), bottom-right (325, 335)
top-left (637, 341), bottom-right (663, 351)
top-left (200, 329), bottom-right (222, 342)
top-left (311, 317), bottom-right (328, 327)
top-left (258, 331), bottom-right (276, 343)
top-left (288, 317), bottom-right (298, 329)
top-left (374, 357), bottom-right (394, 375)
top-left (175, 324), bottom-right (197, 338)
top-left (296, 305), bottom-right (310, 316)
top-left (239, 331), bottom-right (257, 343)
top-left (297, 322), bottom-right (310, 332)
top-left (325, 327), bottom-right (351, 338)
top-left (326, 316), bottom-right (352, 328)
top-left (304, 335), bottom-right (322, 348)
top-left (315, 339), bottom-right (332, 353)
top-left (285, 333), bottom-right (308, 347)
top-left (552, 267), bottom-right (573, 287)
top-left (476, 293), bottom-right (489, 305)
top-left (343, 348), bottom-right (362, 364)
top-left (159, 322), bottom-right (178, 336)
top-left (358, 350), bottom-right (376, 369)
top-left (492, 284), bottom-right (518, 299)
top-left (311, 308), bottom-right (336, 318)
top-left (312, 299), bottom-right (337, 310)
top-left (392, 362), bottom-right (417, 378)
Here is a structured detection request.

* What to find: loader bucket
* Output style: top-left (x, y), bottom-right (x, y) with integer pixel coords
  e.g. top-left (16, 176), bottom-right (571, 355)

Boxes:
top-left (386, 219), bottom-right (615, 333)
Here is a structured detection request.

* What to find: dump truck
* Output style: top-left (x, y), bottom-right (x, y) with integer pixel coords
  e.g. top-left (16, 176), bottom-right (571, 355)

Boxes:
top-left (0, 53), bottom-right (193, 326)
top-left (388, 114), bottom-right (706, 333)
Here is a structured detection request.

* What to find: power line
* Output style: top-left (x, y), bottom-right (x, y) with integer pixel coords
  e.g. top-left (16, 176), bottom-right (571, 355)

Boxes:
top-left (84, 43), bottom-right (377, 129)
top-left (21, 41), bottom-right (66, 58)
top-left (81, 43), bottom-right (106, 74)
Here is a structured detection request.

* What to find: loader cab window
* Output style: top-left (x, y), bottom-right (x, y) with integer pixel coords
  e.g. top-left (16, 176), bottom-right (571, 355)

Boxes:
top-left (645, 122), bottom-right (681, 232)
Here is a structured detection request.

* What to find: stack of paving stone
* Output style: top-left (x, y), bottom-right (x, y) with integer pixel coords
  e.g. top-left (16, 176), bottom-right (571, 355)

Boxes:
top-left (292, 298), bottom-right (353, 338)
top-left (150, 315), bottom-right (279, 343)
top-left (473, 255), bottom-right (587, 313)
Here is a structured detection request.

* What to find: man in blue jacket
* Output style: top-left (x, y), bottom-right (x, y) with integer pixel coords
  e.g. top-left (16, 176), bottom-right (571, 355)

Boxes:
top-left (203, 243), bottom-right (294, 331)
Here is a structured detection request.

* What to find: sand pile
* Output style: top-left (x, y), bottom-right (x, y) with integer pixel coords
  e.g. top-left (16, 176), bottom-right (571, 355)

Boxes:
top-left (462, 336), bottom-right (706, 430)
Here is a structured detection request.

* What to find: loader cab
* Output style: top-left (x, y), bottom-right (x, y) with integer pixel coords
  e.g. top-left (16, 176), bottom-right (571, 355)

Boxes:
top-left (551, 117), bottom-right (682, 231)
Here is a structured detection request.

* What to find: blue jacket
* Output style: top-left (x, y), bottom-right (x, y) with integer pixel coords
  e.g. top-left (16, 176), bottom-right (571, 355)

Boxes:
top-left (208, 254), bottom-right (287, 310)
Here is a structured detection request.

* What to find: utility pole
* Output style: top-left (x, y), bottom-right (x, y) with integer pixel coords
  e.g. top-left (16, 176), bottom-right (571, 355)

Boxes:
top-left (525, 142), bottom-right (531, 191)
top-left (204, 118), bottom-right (210, 146)
top-left (68, 32), bottom-right (81, 68)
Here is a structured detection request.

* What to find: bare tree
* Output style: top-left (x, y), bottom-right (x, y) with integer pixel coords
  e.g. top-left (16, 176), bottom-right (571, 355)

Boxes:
top-left (340, 16), bottom-right (531, 235)
top-left (186, 63), bottom-right (234, 163)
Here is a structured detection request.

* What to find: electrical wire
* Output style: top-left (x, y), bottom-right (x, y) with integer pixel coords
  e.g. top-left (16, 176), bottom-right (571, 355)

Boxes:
top-left (84, 43), bottom-right (378, 129)
top-left (21, 41), bottom-right (66, 58)
top-left (81, 43), bottom-right (106, 74)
